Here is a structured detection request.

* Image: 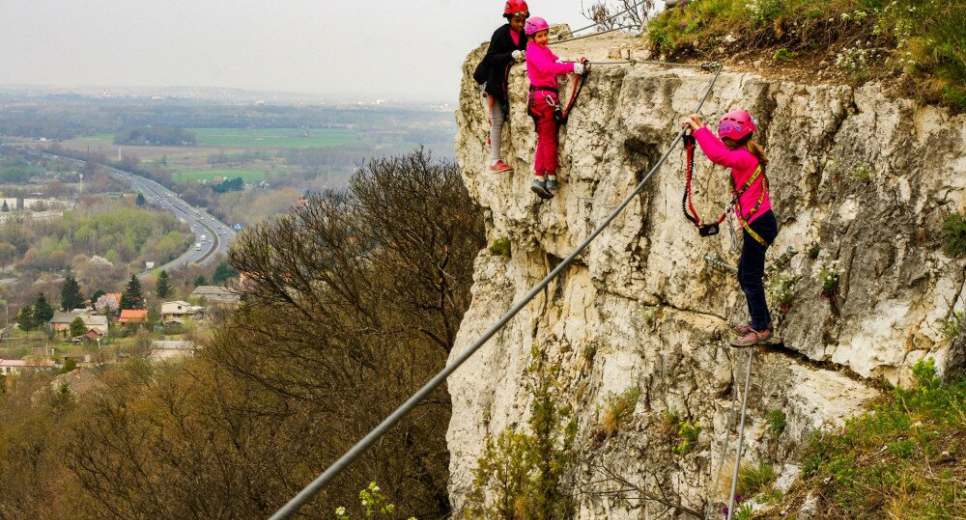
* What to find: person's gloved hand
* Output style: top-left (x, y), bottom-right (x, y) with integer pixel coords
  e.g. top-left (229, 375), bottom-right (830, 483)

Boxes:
top-left (573, 61), bottom-right (585, 75)
top-left (512, 50), bottom-right (525, 62)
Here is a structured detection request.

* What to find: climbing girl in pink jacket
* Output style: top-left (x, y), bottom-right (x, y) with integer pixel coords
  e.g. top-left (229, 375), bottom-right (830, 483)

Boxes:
top-left (524, 16), bottom-right (588, 199)
top-left (682, 111), bottom-right (778, 347)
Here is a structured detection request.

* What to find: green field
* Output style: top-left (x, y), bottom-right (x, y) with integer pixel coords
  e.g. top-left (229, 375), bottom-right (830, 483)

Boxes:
top-left (188, 128), bottom-right (358, 148)
top-left (171, 169), bottom-right (270, 184)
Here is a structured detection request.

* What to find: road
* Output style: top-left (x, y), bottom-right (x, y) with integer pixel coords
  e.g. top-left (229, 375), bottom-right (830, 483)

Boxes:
top-left (40, 152), bottom-right (236, 278)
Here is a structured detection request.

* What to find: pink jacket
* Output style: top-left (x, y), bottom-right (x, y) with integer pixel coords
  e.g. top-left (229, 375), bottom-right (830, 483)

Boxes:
top-left (693, 127), bottom-right (771, 223)
top-left (526, 41), bottom-right (575, 89)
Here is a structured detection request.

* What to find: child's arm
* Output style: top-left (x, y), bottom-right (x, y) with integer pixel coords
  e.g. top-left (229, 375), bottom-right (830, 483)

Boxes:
top-left (692, 127), bottom-right (757, 170)
top-left (529, 46), bottom-right (575, 76)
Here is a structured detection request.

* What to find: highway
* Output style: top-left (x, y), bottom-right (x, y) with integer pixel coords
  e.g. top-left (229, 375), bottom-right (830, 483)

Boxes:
top-left (40, 152), bottom-right (236, 278)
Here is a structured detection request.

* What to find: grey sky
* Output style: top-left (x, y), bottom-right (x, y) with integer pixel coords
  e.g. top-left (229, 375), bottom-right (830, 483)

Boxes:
top-left (0, 0), bottom-right (610, 102)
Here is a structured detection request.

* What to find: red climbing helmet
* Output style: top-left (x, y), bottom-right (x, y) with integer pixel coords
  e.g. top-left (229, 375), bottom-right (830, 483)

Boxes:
top-left (504, 0), bottom-right (529, 17)
top-left (524, 16), bottom-right (550, 35)
top-left (717, 110), bottom-right (757, 140)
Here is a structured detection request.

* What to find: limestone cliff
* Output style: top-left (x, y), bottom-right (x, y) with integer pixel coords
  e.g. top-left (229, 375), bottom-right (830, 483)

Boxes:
top-left (447, 31), bottom-right (966, 518)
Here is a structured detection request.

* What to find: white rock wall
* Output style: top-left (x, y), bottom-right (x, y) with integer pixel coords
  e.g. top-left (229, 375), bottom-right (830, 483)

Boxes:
top-left (448, 35), bottom-right (966, 518)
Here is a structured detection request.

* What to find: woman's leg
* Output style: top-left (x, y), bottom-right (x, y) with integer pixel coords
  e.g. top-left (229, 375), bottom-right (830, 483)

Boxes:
top-left (738, 211), bottom-right (779, 331)
top-left (490, 100), bottom-right (505, 164)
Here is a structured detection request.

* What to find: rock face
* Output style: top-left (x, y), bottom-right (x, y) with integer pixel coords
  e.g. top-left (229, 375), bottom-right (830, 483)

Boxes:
top-left (447, 33), bottom-right (966, 518)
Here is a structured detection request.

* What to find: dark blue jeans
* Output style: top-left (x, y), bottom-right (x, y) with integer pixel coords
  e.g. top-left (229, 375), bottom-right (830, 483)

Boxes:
top-left (737, 210), bottom-right (779, 331)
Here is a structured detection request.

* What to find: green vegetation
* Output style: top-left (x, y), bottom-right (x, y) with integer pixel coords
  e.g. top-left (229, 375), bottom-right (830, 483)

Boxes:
top-left (943, 311), bottom-right (963, 341)
top-left (648, 0), bottom-right (966, 109)
top-left (334, 482), bottom-right (415, 520)
top-left (766, 408), bottom-right (787, 438)
top-left (115, 125), bottom-right (196, 146)
top-left (488, 238), bottom-right (511, 258)
top-left (794, 358), bottom-right (966, 519)
top-left (466, 346), bottom-right (577, 520)
top-left (807, 243), bottom-right (821, 259)
top-left (598, 387), bottom-right (641, 438)
top-left (672, 420), bottom-right (702, 455)
top-left (766, 272), bottom-right (798, 312)
top-left (189, 127), bottom-right (358, 148)
top-left (171, 169), bottom-right (269, 184)
top-left (737, 461), bottom-right (777, 498)
top-left (942, 212), bottom-right (966, 257)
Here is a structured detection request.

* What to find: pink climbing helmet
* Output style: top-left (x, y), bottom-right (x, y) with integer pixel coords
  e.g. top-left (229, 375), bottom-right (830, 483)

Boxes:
top-left (717, 110), bottom-right (757, 140)
top-left (524, 16), bottom-right (550, 36)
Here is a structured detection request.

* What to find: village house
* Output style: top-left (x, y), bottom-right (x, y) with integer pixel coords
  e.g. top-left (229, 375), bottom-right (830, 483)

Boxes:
top-left (49, 312), bottom-right (108, 334)
top-left (119, 309), bottom-right (148, 325)
top-left (0, 358), bottom-right (56, 376)
top-left (160, 300), bottom-right (202, 323)
top-left (189, 285), bottom-right (240, 305)
top-left (150, 340), bottom-right (196, 361)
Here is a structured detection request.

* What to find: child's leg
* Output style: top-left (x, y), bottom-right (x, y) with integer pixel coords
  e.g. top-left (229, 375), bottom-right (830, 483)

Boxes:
top-left (737, 211), bottom-right (779, 331)
top-left (534, 95), bottom-right (558, 177)
top-left (490, 99), bottom-right (505, 164)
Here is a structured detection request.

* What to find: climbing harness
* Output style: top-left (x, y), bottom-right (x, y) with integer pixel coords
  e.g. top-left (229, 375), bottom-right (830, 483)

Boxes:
top-left (527, 64), bottom-right (590, 129)
top-left (682, 132), bottom-right (770, 247)
top-left (268, 62), bottom-right (725, 520)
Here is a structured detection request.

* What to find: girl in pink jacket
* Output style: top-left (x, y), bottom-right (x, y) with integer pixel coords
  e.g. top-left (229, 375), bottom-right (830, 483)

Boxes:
top-left (682, 110), bottom-right (779, 347)
top-left (524, 17), bottom-right (588, 199)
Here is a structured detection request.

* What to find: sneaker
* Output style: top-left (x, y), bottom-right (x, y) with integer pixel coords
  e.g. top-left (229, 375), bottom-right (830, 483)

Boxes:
top-left (531, 179), bottom-right (553, 199)
top-left (730, 328), bottom-right (770, 348)
top-left (489, 160), bottom-right (512, 173)
top-left (733, 322), bottom-right (772, 336)
top-left (546, 178), bottom-right (559, 193)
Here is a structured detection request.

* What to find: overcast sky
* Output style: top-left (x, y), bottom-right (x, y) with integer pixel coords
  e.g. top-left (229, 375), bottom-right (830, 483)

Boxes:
top-left (0, 0), bottom-right (616, 102)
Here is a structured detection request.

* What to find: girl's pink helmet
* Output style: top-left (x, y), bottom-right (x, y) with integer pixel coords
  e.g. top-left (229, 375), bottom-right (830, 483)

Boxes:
top-left (525, 16), bottom-right (550, 35)
top-left (717, 110), bottom-right (757, 140)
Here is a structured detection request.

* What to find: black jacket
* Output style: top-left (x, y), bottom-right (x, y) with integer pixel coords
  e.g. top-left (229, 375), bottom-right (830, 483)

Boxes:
top-left (473, 24), bottom-right (526, 103)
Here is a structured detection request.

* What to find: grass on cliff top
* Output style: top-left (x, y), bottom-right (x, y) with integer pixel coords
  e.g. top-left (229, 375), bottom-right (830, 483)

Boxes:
top-left (648, 0), bottom-right (966, 110)
top-left (771, 359), bottom-right (966, 519)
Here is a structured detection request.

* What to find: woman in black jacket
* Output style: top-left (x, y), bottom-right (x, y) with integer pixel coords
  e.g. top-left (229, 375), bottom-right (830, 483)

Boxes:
top-left (474, 0), bottom-right (529, 172)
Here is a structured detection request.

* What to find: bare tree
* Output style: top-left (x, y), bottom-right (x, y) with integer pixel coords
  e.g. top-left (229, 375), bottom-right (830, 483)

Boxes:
top-left (581, 0), bottom-right (654, 31)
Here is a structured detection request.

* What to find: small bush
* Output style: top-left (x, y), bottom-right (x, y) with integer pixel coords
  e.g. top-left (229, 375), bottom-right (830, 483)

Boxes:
top-left (942, 213), bottom-right (966, 257)
top-left (774, 48), bottom-right (797, 61)
top-left (599, 387), bottom-right (641, 438)
top-left (815, 262), bottom-right (841, 299)
top-left (766, 408), bottom-right (787, 438)
top-left (942, 311), bottom-right (963, 341)
top-left (672, 421), bottom-right (702, 455)
top-left (489, 238), bottom-right (511, 258)
top-left (852, 163), bottom-right (872, 181)
top-left (767, 272), bottom-right (799, 313)
top-left (807, 243), bottom-right (821, 259)
top-left (737, 461), bottom-right (777, 498)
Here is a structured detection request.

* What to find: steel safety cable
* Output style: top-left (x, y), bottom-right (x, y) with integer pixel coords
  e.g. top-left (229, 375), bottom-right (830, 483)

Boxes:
top-left (268, 62), bottom-right (724, 520)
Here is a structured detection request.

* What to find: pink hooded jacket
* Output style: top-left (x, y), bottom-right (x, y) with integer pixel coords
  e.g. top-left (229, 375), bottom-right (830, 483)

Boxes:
top-left (526, 41), bottom-right (575, 89)
top-left (693, 127), bottom-right (771, 223)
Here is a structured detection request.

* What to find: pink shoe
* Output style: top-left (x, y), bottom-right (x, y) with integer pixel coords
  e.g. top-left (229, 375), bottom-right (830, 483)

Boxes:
top-left (489, 160), bottom-right (512, 172)
top-left (733, 322), bottom-right (772, 336)
top-left (730, 328), bottom-right (770, 348)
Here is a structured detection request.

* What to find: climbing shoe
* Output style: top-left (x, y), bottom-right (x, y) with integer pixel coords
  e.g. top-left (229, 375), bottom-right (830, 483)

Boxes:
top-left (546, 178), bottom-right (559, 194)
top-left (730, 328), bottom-right (770, 348)
top-left (490, 160), bottom-right (512, 173)
top-left (531, 179), bottom-right (553, 199)
top-left (733, 322), bottom-right (772, 336)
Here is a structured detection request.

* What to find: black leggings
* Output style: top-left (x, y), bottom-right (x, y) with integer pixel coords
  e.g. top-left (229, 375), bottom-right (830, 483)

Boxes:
top-left (737, 210), bottom-right (779, 330)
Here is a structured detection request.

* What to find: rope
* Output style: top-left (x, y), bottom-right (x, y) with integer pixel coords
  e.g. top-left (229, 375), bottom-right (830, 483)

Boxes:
top-left (726, 351), bottom-right (755, 520)
top-left (267, 63), bottom-right (725, 520)
top-left (589, 60), bottom-right (722, 70)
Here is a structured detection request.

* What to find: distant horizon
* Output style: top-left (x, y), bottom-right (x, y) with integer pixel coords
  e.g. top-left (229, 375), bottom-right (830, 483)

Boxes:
top-left (0, 83), bottom-right (457, 105)
top-left (0, 0), bottom-right (605, 103)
